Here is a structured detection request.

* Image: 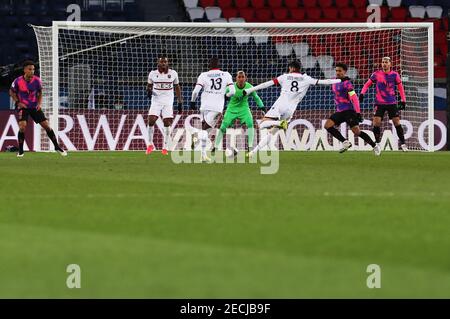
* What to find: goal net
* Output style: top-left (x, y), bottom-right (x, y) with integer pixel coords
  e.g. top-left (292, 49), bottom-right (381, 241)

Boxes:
top-left (31, 22), bottom-right (434, 152)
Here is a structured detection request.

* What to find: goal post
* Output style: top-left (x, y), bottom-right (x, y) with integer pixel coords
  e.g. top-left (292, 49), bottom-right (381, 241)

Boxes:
top-left (32, 22), bottom-right (434, 152)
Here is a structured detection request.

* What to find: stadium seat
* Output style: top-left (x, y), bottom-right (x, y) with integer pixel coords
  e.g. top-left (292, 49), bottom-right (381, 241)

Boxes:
top-left (317, 55), bottom-right (334, 70)
top-left (434, 66), bottom-right (446, 78)
top-left (105, 0), bottom-right (123, 12)
top-left (255, 8), bottom-right (272, 22)
top-left (239, 7), bottom-right (255, 21)
top-left (300, 56), bottom-right (318, 69)
top-left (200, 0), bottom-right (215, 7)
top-left (443, 17), bottom-right (449, 30)
top-left (368, 0), bottom-right (384, 5)
top-left (275, 42), bottom-right (294, 57)
top-left (434, 30), bottom-right (447, 45)
top-left (335, 0), bottom-right (350, 8)
top-left (353, 0), bottom-right (368, 8)
top-left (222, 7), bottom-right (238, 19)
top-left (305, 7), bottom-right (322, 21)
top-left (252, 29), bottom-right (269, 44)
top-left (273, 7), bottom-right (289, 21)
top-left (183, 0), bottom-right (199, 9)
top-left (426, 6), bottom-right (443, 19)
top-left (268, 0), bottom-right (283, 8)
top-left (434, 54), bottom-right (446, 66)
top-left (318, 0), bottom-right (332, 7)
top-left (322, 7), bottom-right (339, 21)
top-left (284, 0), bottom-right (299, 8)
top-left (355, 7), bottom-right (369, 21)
top-left (347, 67), bottom-right (359, 79)
top-left (340, 7), bottom-right (355, 20)
top-left (235, 0), bottom-right (249, 9)
top-left (251, 0), bottom-right (265, 9)
top-left (205, 6), bottom-right (222, 20)
top-left (303, 0), bottom-right (318, 8)
top-left (187, 7), bottom-right (205, 20)
top-left (437, 42), bottom-right (448, 56)
top-left (217, 0), bottom-right (233, 8)
top-left (409, 6), bottom-right (426, 18)
top-left (291, 8), bottom-right (306, 21)
top-left (86, 0), bottom-right (104, 11)
top-left (390, 7), bottom-right (408, 21)
top-left (233, 29), bottom-right (251, 44)
top-left (229, 17), bottom-right (246, 23)
top-left (387, 0), bottom-right (402, 7)
top-left (293, 42), bottom-right (310, 58)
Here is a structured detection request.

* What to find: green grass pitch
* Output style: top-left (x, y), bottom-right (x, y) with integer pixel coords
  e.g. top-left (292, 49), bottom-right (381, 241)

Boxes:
top-left (0, 151), bottom-right (450, 298)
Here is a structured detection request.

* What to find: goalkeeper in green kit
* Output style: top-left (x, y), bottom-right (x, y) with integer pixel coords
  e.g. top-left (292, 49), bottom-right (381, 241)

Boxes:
top-left (212, 71), bottom-right (266, 156)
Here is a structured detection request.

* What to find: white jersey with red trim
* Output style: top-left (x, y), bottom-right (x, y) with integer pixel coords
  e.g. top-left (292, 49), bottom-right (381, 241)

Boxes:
top-left (147, 68), bottom-right (179, 106)
top-left (274, 72), bottom-right (318, 106)
top-left (195, 69), bottom-right (233, 112)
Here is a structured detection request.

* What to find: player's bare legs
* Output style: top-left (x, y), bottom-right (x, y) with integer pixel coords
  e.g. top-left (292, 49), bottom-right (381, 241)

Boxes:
top-left (146, 115), bottom-right (158, 155)
top-left (350, 125), bottom-right (379, 155)
top-left (40, 120), bottom-right (67, 156)
top-left (248, 117), bottom-right (287, 157)
top-left (162, 117), bottom-right (173, 155)
top-left (199, 120), bottom-right (212, 163)
top-left (324, 119), bottom-right (352, 153)
top-left (392, 116), bottom-right (408, 151)
top-left (17, 120), bottom-right (26, 157)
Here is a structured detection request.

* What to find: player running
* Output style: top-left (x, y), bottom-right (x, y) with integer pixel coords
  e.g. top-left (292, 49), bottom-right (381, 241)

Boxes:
top-left (243, 60), bottom-right (341, 156)
top-left (359, 57), bottom-right (408, 151)
top-left (9, 60), bottom-right (67, 157)
top-left (146, 55), bottom-right (183, 156)
top-left (212, 70), bottom-right (266, 157)
top-left (190, 57), bottom-right (235, 163)
top-left (324, 63), bottom-right (380, 155)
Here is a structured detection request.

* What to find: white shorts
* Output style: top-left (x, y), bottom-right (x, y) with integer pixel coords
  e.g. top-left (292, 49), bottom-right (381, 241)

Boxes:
top-left (148, 104), bottom-right (173, 119)
top-left (265, 99), bottom-right (297, 121)
top-left (201, 110), bottom-right (221, 128)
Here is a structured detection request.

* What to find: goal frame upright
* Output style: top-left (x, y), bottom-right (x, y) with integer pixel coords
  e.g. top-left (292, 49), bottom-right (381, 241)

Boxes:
top-left (47, 21), bottom-right (434, 151)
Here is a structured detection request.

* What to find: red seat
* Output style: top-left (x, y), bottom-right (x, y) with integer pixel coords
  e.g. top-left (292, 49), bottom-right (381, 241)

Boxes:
top-left (435, 66), bottom-right (446, 78)
top-left (284, 0), bottom-right (299, 8)
top-left (437, 43), bottom-right (448, 56)
top-left (200, 0), bottom-right (215, 7)
top-left (251, 0), bottom-right (265, 9)
top-left (355, 7), bottom-right (368, 21)
top-left (291, 8), bottom-right (306, 21)
top-left (335, 0), bottom-right (350, 8)
top-left (379, 6), bottom-right (390, 21)
top-left (323, 7), bottom-right (339, 21)
top-left (353, 0), bottom-right (367, 9)
top-left (268, 0), bottom-right (283, 8)
top-left (443, 17), bottom-right (448, 31)
top-left (434, 54), bottom-right (446, 66)
top-left (255, 7), bottom-right (272, 21)
top-left (434, 31), bottom-right (447, 45)
top-left (340, 7), bottom-right (355, 20)
top-left (318, 0), bottom-right (332, 7)
top-left (305, 7), bottom-right (322, 20)
top-left (239, 7), bottom-right (255, 21)
top-left (222, 7), bottom-right (238, 19)
top-left (303, 0), bottom-right (317, 8)
top-left (273, 7), bottom-right (288, 21)
top-left (390, 7), bottom-right (408, 21)
top-left (217, 0), bottom-right (233, 8)
top-left (235, 0), bottom-right (249, 9)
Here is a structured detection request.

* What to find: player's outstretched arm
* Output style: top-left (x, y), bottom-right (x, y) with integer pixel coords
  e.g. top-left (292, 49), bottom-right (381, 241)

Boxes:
top-left (243, 80), bottom-right (275, 96)
top-left (359, 79), bottom-right (373, 102)
top-left (315, 78), bottom-right (342, 85)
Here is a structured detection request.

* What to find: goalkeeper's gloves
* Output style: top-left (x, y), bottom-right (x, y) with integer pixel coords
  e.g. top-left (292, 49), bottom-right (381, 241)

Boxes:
top-left (356, 113), bottom-right (364, 123)
top-left (359, 94), bottom-right (364, 103)
top-left (397, 101), bottom-right (406, 110)
top-left (177, 101), bottom-right (183, 113)
top-left (190, 101), bottom-right (197, 110)
top-left (342, 76), bottom-right (351, 82)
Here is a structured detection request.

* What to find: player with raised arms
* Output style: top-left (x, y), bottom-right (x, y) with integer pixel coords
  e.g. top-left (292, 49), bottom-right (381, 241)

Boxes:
top-left (324, 63), bottom-right (379, 155)
top-left (146, 55), bottom-right (183, 156)
top-left (359, 57), bottom-right (408, 151)
top-left (212, 70), bottom-right (266, 157)
top-left (9, 60), bottom-right (67, 157)
top-left (243, 60), bottom-right (341, 156)
top-left (190, 57), bottom-right (235, 163)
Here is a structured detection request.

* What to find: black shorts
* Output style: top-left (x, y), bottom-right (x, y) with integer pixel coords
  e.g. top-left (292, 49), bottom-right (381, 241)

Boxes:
top-left (374, 104), bottom-right (400, 119)
top-left (329, 110), bottom-right (359, 128)
top-left (16, 108), bottom-right (47, 124)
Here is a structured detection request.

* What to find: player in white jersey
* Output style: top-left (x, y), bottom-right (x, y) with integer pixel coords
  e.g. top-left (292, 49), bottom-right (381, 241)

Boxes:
top-left (190, 58), bottom-right (235, 162)
top-left (146, 56), bottom-right (183, 156)
top-left (243, 60), bottom-right (341, 156)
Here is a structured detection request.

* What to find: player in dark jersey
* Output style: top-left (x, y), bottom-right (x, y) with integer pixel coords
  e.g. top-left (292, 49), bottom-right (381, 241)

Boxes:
top-left (325, 63), bottom-right (380, 155)
top-left (9, 60), bottom-right (67, 157)
top-left (359, 57), bottom-right (408, 151)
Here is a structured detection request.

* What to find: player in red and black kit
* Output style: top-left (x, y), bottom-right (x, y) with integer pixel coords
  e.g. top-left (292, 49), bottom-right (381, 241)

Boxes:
top-left (325, 63), bottom-right (379, 155)
top-left (359, 57), bottom-right (408, 151)
top-left (9, 60), bottom-right (67, 157)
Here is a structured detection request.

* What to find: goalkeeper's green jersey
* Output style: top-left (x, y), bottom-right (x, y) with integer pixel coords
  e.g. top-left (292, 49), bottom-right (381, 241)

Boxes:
top-left (225, 82), bottom-right (264, 111)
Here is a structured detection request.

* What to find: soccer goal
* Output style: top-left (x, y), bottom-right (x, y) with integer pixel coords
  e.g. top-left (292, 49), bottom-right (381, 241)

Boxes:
top-left (31, 22), bottom-right (434, 152)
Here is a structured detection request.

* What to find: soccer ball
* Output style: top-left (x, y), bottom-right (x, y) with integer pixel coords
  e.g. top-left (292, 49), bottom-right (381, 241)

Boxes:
top-left (225, 148), bottom-right (233, 157)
